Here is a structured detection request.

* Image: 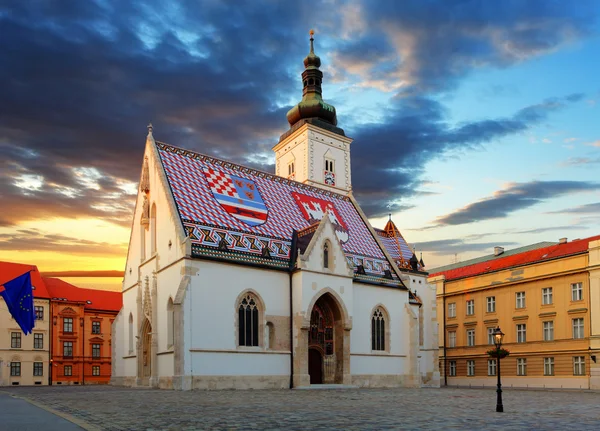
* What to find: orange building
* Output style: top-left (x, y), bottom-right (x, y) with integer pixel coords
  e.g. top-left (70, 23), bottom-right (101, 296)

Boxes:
top-left (45, 278), bottom-right (122, 385)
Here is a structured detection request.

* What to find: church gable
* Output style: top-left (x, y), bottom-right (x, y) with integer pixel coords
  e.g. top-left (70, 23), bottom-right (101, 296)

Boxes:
top-left (297, 217), bottom-right (353, 277)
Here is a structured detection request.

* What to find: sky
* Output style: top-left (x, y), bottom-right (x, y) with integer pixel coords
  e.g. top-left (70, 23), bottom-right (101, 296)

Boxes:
top-left (0, 0), bottom-right (599, 274)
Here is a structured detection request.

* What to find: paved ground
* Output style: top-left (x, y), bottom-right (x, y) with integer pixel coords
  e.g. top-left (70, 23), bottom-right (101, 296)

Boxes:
top-left (0, 392), bottom-right (83, 431)
top-left (2, 385), bottom-right (600, 430)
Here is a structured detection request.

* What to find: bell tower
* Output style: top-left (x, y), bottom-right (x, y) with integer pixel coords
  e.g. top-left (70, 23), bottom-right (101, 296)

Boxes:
top-left (273, 30), bottom-right (353, 193)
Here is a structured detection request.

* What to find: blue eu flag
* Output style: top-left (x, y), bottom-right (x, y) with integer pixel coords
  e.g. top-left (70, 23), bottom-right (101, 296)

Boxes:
top-left (0, 271), bottom-right (35, 334)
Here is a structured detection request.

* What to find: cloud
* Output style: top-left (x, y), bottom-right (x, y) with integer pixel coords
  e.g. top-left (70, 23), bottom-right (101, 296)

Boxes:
top-left (416, 238), bottom-right (518, 256)
top-left (436, 181), bottom-right (600, 226)
top-left (561, 157), bottom-right (600, 166)
top-left (0, 0), bottom-right (596, 228)
top-left (585, 140), bottom-right (600, 147)
top-left (547, 202), bottom-right (600, 215)
top-left (512, 225), bottom-right (588, 234)
top-left (0, 229), bottom-right (127, 256)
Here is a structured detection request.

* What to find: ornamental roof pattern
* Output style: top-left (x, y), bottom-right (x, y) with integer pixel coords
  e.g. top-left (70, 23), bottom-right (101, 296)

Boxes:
top-left (156, 143), bottom-right (394, 278)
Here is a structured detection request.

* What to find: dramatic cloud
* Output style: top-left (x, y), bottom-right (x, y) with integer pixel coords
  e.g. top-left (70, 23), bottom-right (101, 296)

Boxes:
top-left (0, 0), bottom-right (596, 232)
top-left (0, 229), bottom-right (127, 256)
top-left (436, 181), bottom-right (600, 226)
top-left (547, 202), bottom-right (600, 215)
top-left (416, 238), bottom-right (518, 256)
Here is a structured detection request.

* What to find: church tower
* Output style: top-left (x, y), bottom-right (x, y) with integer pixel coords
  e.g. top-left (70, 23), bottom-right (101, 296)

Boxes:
top-left (273, 31), bottom-right (353, 193)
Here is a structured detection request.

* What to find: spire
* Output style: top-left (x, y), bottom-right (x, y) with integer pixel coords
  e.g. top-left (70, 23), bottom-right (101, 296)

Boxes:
top-left (147, 122), bottom-right (153, 138)
top-left (286, 30), bottom-right (339, 130)
top-left (419, 252), bottom-right (425, 268)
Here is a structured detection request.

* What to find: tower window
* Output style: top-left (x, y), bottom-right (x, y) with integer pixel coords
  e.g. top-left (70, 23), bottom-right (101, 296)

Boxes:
top-left (288, 161), bottom-right (295, 176)
top-left (303, 80), bottom-right (307, 87)
top-left (325, 159), bottom-right (334, 173)
top-left (309, 78), bottom-right (314, 85)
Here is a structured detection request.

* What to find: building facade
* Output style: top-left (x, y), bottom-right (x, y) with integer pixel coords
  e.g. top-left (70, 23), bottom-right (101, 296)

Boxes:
top-left (112, 34), bottom-right (439, 390)
top-left (45, 278), bottom-right (122, 385)
top-left (0, 262), bottom-right (51, 386)
top-left (430, 236), bottom-right (600, 389)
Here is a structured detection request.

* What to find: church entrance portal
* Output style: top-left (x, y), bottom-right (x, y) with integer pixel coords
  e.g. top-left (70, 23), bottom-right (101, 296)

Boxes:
top-left (308, 293), bottom-right (343, 384)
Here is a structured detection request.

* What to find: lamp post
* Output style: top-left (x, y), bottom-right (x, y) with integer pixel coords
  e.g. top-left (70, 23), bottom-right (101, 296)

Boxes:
top-left (494, 326), bottom-right (505, 413)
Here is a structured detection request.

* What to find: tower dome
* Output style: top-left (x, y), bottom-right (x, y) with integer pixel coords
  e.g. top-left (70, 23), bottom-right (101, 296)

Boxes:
top-left (286, 30), bottom-right (338, 129)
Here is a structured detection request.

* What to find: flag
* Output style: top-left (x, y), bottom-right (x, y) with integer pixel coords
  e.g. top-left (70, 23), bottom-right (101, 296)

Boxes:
top-left (0, 271), bottom-right (35, 334)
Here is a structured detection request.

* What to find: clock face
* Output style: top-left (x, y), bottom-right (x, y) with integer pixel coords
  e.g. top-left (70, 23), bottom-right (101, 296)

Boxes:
top-left (324, 171), bottom-right (335, 186)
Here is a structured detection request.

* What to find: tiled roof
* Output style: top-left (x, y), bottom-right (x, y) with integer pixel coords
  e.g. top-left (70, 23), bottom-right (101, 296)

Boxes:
top-left (156, 142), bottom-right (396, 278)
top-left (374, 219), bottom-right (423, 272)
top-left (429, 235), bottom-right (600, 282)
top-left (44, 277), bottom-right (122, 312)
top-left (430, 241), bottom-right (556, 274)
top-left (0, 260), bottom-right (50, 299)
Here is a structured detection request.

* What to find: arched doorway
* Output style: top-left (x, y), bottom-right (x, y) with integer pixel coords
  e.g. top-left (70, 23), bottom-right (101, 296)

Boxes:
top-left (308, 293), bottom-right (343, 384)
top-left (140, 319), bottom-right (152, 382)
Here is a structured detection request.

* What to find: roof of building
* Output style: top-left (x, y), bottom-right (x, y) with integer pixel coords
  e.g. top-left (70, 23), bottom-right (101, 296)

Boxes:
top-left (44, 277), bottom-right (122, 312)
top-left (156, 142), bottom-right (403, 287)
top-left (429, 235), bottom-right (600, 282)
top-left (374, 218), bottom-right (424, 273)
top-left (0, 260), bottom-right (50, 299)
top-left (430, 241), bottom-right (557, 274)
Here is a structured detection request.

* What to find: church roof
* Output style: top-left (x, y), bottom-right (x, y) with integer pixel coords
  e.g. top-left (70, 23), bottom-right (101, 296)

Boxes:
top-left (156, 142), bottom-right (403, 286)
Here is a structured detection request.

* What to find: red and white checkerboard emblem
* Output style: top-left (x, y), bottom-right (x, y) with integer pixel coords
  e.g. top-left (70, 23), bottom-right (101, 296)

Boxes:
top-left (203, 168), bottom-right (268, 226)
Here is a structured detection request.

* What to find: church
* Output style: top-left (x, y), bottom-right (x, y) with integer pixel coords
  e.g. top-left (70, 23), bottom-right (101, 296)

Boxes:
top-left (111, 33), bottom-right (440, 390)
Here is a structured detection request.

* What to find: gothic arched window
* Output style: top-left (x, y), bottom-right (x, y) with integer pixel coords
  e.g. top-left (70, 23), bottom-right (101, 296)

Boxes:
top-left (167, 298), bottom-right (174, 348)
top-left (128, 313), bottom-right (134, 354)
top-left (372, 307), bottom-right (386, 351)
top-left (238, 294), bottom-right (259, 347)
top-left (323, 242), bottom-right (330, 269)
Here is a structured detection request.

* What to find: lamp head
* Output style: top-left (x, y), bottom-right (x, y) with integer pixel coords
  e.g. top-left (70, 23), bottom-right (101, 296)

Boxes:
top-left (493, 326), bottom-right (504, 348)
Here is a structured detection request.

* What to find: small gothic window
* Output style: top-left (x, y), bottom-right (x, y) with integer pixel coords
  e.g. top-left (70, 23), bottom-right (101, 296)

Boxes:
top-left (150, 203), bottom-right (157, 254)
top-left (325, 159), bottom-right (334, 173)
top-left (288, 161), bottom-right (295, 176)
top-left (323, 242), bottom-right (329, 269)
top-left (167, 298), bottom-right (174, 347)
top-left (372, 308), bottom-right (386, 351)
top-left (128, 313), bottom-right (134, 354)
top-left (238, 294), bottom-right (259, 347)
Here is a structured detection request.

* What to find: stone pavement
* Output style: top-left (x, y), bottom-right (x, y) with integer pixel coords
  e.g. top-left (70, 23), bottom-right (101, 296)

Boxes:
top-left (0, 392), bottom-right (83, 431)
top-left (2, 385), bottom-right (600, 431)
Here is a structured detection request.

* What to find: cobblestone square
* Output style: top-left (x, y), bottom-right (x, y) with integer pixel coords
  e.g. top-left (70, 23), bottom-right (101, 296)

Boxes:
top-left (2, 385), bottom-right (600, 431)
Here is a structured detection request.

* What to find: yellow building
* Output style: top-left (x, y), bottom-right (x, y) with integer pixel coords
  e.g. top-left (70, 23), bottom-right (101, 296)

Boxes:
top-left (0, 262), bottom-right (51, 386)
top-left (429, 235), bottom-right (600, 389)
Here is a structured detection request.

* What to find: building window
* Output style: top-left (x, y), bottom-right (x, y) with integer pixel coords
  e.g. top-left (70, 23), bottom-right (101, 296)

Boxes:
top-left (516, 292), bottom-right (526, 309)
top-left (287, 161), bottom-right (295, 178)
top-left (448, 331), bottom-right (456, 348)
top-left (466, 300), bottom-right (474, 316)
top-left (448, 303), bottom-right (456, 318)
top-left (571, 282), bottom-right (583, 301)
top-left (33, 362), bottom-right (43, 376)
top-left (325, 159), bottom-right (334, 173)
top-left (486, 296), bottom-right (495, 313)
top-left (449, 361), bottom-right (456, 376)
top-left (323, 242), bottom-right (330, 269)
top-left (573, 356), bottom-right (585, 376)
top-left (10, 362), bottom-right (21, 376)
top-left (34, 306), bottom-right (44, 320)
top-left (63, 317), bottom-right (73, 333)
top-left (92, 344), bottom-right (101, 359)
top-left (63, 341), bottom-right (73, 358)
top-left (91, 321), bottom-right (101, 334)
top-left (467, 360), bottom-right (475, 376)
top-left (517, 358), bottom-right (527, 376)
top-left (92, 366), bottom-right (100, 376)
top-left (543, 321), bottom-right (554, 341)
top-left (488, 359), bottom-right (497, 376)
top-left (517, 324), bottom-right (526, 343)
top-left (34, 333), bottom-right (44, 349)
top-left (487, 327), bottom-right (495, 345)
top-left (544, 357), bottom-right (554, 376)
top-left (572, 318), bottom-right (584, 339)
top-left (11, 332), bottom-right (21, 348)
top-left (467, 329), bottom-right (475, 347)
top-left (542, 287), bottom-right (553, 305)
top-left (238, 293), bottom-right (259, 347)
top-left (372, 308), bottom-right (386, 351)
top-left (64, 365), bottom-right (72, 377)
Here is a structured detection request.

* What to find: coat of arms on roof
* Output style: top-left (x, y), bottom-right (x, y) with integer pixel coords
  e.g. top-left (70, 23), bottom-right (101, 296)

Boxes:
top-left (292, 192), bottom-right (349, 244)
top-left (203, 167), bottom-right (268, 227)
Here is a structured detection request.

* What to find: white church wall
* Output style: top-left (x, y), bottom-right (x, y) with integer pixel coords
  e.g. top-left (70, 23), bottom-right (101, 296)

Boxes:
top-left (274, 128), bottom-right (308, 182)
top-left (190, 352), bottom-right (289, 376)
top-left (307, 129), bottom-right (351, 191)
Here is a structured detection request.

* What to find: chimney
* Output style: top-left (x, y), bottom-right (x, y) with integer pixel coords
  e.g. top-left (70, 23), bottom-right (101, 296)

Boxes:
top-left (559, 237), bottom-right (568, 244)
top-left (494, 246), bottom-right (504, 256)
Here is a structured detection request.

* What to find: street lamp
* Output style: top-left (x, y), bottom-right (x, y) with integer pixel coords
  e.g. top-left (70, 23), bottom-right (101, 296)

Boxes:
top-left (494, 326), bottom-right (505, 413)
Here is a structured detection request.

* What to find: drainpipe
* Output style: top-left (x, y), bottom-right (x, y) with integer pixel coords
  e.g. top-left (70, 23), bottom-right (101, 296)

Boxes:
top-left (443, 281), bottom-right (447, 387)
top-left (289, 230), bottom-right (298, 389)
